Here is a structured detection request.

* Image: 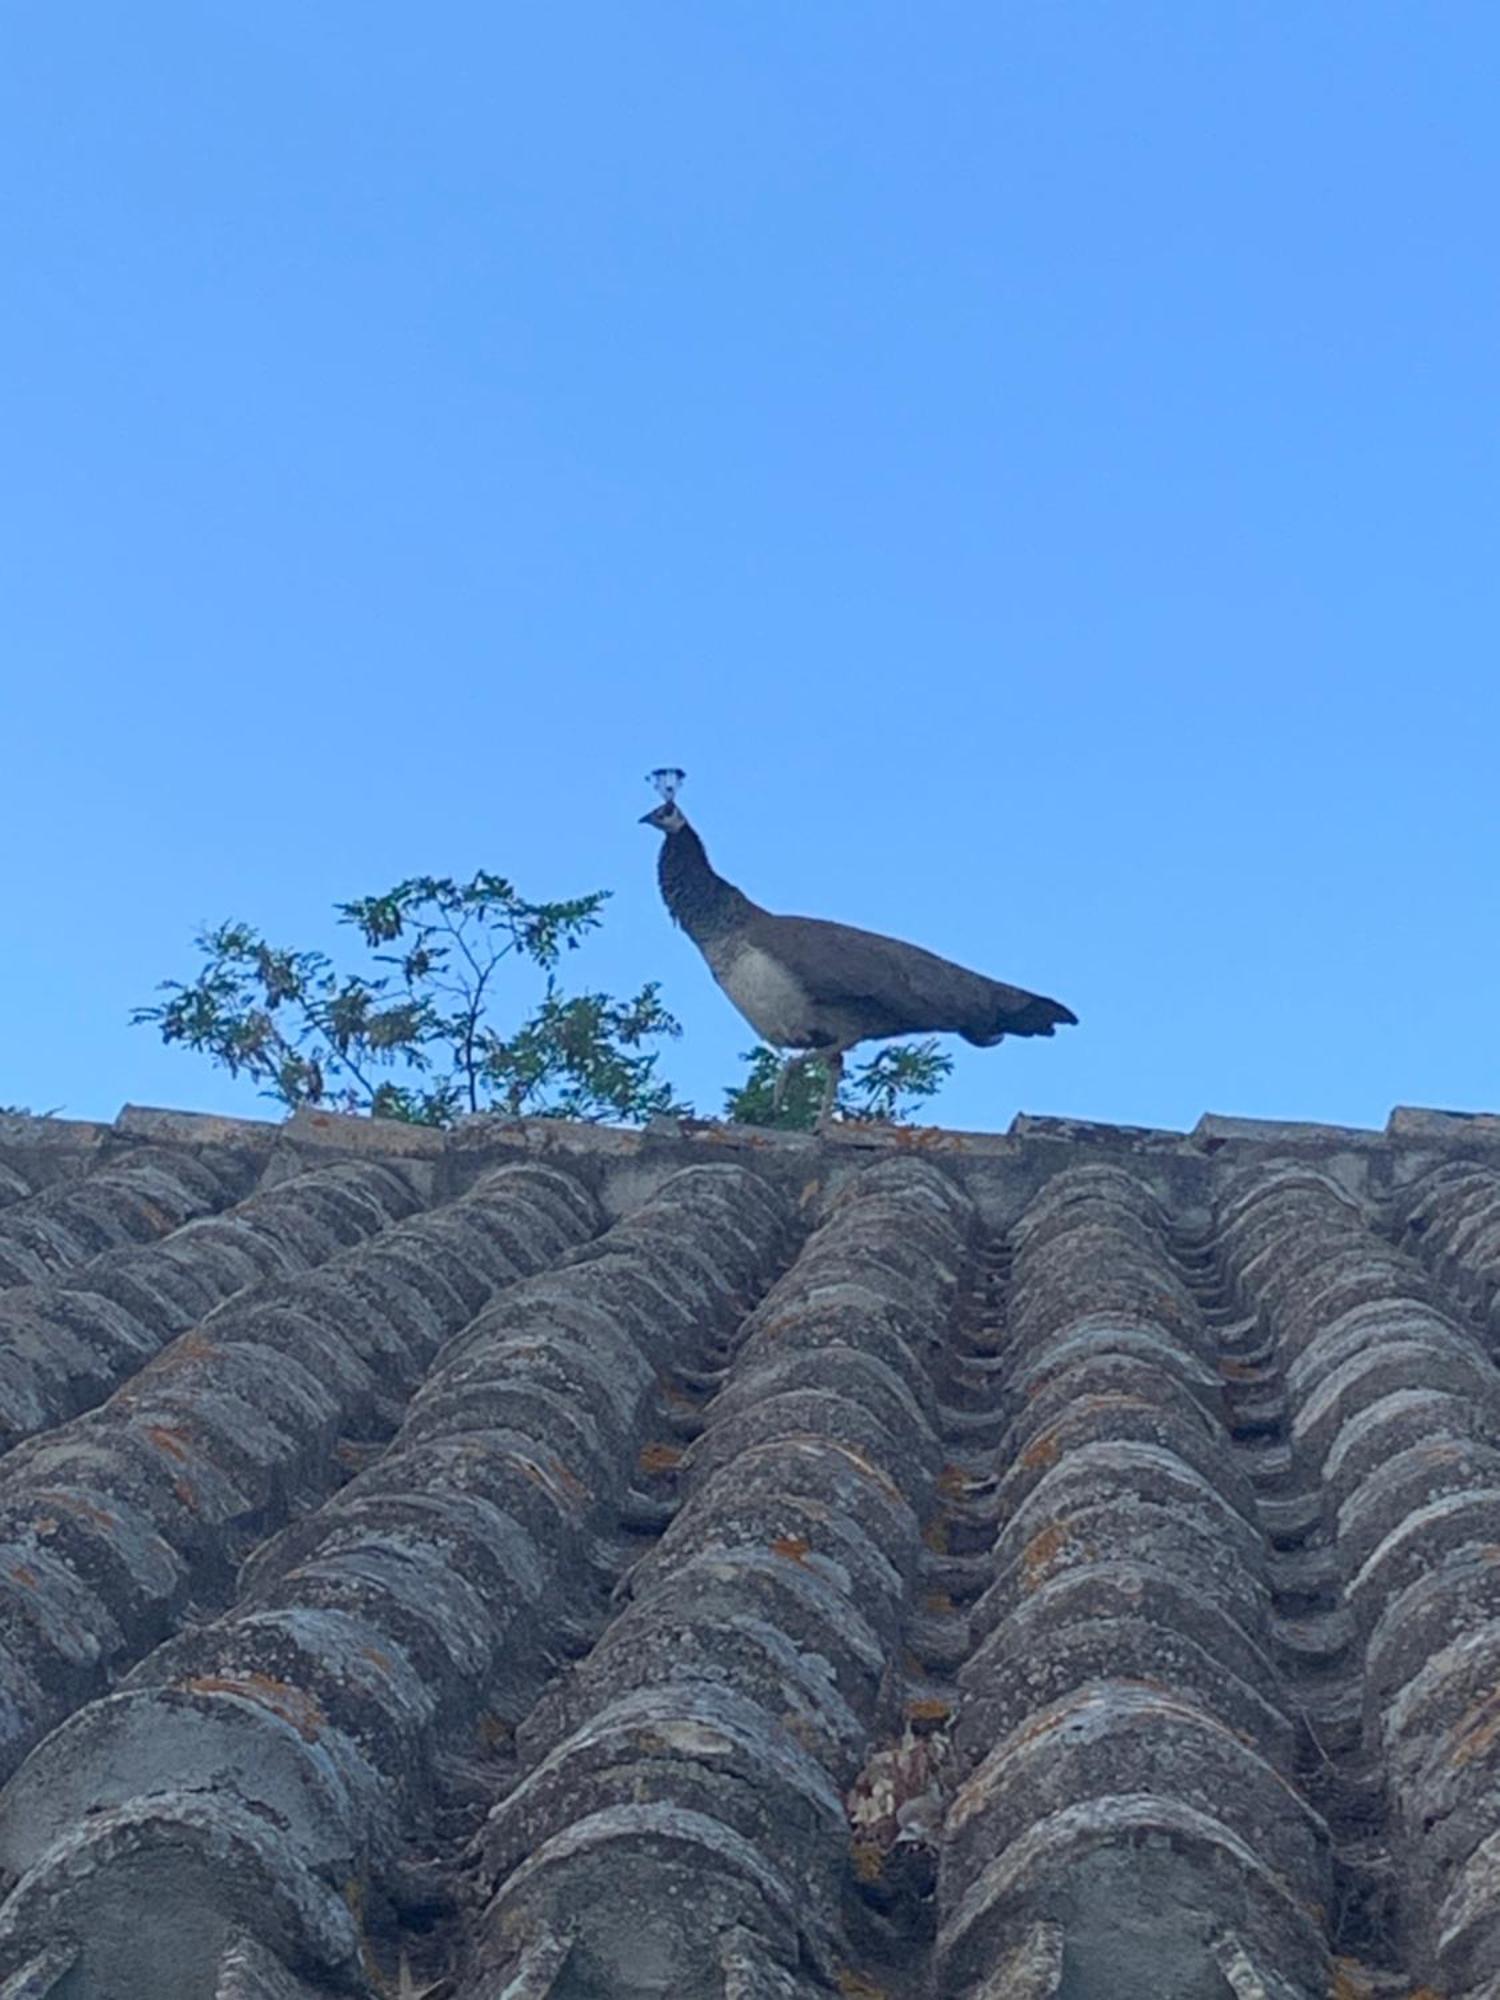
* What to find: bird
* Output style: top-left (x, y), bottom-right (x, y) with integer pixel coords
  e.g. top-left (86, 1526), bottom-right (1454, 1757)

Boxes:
top-left (639, 770), bottom-right (1076, 1130)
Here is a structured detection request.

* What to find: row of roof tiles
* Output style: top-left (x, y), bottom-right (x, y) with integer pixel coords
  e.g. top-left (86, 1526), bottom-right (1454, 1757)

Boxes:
top-left (0, 1158), bottom-right (422, 1451)
top-left (3, 1100), bottom-right (1500, 1169)
top-left (942, 1166), bottom-right (1321, 2000)
top-left (0, 1163), bottom-right (791, 1995)
top-left (0, 1113), bottom-right (1495, 1993)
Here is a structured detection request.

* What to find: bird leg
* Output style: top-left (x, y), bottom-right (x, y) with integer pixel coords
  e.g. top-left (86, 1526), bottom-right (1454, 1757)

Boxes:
top-left (772, 1053), bottom-right (808, 1118)
top-left (815, 1050), bottom-right (844, 1134)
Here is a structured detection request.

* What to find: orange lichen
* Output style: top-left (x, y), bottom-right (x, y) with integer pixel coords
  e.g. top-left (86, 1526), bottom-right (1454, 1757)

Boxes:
top-left (709, 1125), bottom-right (771, 1149)
top-left (905, 1696), bottom-right (952, 1727)
top-left (1081, 1392), bottom-right (1151, 1415)
top-left (513, 1453), bottom-right (588, 1504)
top-left (922, 1516), bottom-right (951, 1555)
top-left (638, 1442), bottom-right (683, 1475)
top-left (890, 1124), bottom-right (961, 1153)
top-left (163, 1331), bottom-right (217, 1365)
top-left (824, 1442), bottom-right (904, 1505)
top-left (781, 1712), bottom-right (824, 1758)
top-left (937, 1463), bottom-right (972, 1498)
top-left (1013, 1704), bottom-right (1076, 1751)
top-left (1219, 1358), bottom-right (1263, 1382)
top-left (477, 1712), bottom-right (514, 1751)
top-left (835, 1969), bottom-right (889, 1997)
top-left (146, 1423), bottom-right (192, 1462)
top-left (35, 1489), bottom-right (116, 1530)
top-left (173, 1477), bottom-right (198, 1511)
top-left (360, 1646), bottom-right (394, 1675)
top-left (549, 1454), bottom-right (586, 1498)
top-left (849, 1839), bottom-right (884, 1884)
top-left (184, 1671), bottom-right (325, 1743)
top-left (921, 1590), bottom-right (956, 1616)
top-left (1451, 1686), bottom-right (1500, 1768)
top-left (8, 1564), bottom-right (39, 1590)
top-left (1020, 1428), bottom-right (1061, 1470)
top-left (1328, 1964), bottom-right (1429, 2000)
top-left (1021, 1521), bottom-right (1070, 1590)
top-left (771, 1534), bottom-right (812, 1563)
top-left (1327, 1959), bottom-right (1373, 2000)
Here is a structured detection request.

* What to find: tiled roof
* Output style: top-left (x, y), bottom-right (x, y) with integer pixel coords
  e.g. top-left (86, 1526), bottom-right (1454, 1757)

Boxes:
top-left (0, 1102), bottom-right (1498, 1997)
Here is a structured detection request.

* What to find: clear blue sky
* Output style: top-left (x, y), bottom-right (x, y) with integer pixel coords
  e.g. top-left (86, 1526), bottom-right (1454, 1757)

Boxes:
top-left (2, 5), bottom-right (1495, 1133)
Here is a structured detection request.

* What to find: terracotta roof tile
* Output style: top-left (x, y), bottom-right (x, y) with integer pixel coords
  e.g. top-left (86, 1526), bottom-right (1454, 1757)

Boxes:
top-left (0, 1148), bottom-right (245, 1288)
top-left (0, 1103), bottom-right (1495, 1995)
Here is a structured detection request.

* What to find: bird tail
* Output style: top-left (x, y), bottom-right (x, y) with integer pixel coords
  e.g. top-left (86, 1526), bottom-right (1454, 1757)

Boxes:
top-left (962, 984), bottom-right (1077, 1046)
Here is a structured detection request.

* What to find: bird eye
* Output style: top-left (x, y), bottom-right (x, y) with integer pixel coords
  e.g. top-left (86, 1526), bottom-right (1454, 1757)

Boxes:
top-left (647, 767), bottom-right (686, 802)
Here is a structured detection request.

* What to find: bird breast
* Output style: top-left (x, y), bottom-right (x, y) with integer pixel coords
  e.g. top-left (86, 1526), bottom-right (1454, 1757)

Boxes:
top-left (706, 940), bottom-right (816, 1048)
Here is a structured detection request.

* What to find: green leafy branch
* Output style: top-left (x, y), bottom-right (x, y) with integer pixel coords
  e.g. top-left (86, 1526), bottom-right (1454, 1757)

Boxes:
top-left (134, 874), bottom-right (685, 1126)
top-left (723, 1040), bottom-right (953, 1131)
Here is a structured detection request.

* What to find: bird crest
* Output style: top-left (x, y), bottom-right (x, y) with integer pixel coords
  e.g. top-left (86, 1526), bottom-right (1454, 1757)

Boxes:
top-left (647, 766), bottom-right (686, 804)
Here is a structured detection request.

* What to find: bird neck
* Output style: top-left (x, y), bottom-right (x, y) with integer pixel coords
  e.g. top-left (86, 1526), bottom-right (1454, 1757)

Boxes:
top-left (658, 821), bottom-right (749, 942)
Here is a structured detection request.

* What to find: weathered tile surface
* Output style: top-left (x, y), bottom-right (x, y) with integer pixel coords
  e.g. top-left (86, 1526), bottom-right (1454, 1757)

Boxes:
top-left (0, 1104), bottom-right (1495, 1996)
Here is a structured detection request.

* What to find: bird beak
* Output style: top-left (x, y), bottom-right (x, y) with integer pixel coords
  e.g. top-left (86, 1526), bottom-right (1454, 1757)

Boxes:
top-left (638, 810), bottom-right (658, 825)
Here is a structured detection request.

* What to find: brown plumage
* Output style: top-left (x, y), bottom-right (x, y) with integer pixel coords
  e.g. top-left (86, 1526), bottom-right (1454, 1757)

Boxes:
top-left (640, 792), bottom-right (1076, 1127)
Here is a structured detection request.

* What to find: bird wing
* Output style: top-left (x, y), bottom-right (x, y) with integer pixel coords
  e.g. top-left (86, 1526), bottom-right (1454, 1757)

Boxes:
top-left (742, 909), bottom-right (1073, 1041)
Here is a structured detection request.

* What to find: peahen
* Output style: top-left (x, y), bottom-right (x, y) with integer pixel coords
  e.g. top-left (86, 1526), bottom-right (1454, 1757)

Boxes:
top-left (640, 771), bottom-right (1076, 1129)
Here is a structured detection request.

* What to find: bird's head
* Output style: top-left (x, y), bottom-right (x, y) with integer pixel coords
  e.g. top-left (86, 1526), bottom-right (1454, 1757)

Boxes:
top-left (639, 767), bottom-right (687, 833)
top-left (639, 800), bottom-right (686, 832)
